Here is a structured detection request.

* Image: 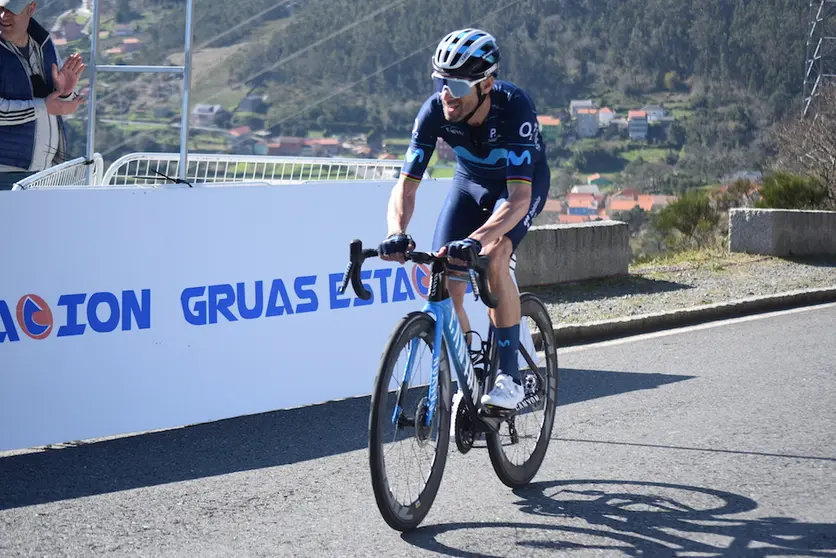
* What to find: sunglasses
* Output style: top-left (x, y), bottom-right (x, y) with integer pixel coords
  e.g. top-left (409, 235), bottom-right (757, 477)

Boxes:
top-left (432, 72), bottom-right (488, 99)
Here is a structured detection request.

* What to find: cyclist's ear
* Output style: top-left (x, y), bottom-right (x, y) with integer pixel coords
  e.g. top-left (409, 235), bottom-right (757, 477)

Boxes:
top-left (481, 77), bottom-right (494, 93)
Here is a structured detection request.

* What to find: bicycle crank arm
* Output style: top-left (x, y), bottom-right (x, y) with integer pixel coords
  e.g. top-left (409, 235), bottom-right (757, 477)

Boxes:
top-left (476, 392), bottom-right (543, 429)
top-left (476, 406), bottom-right (516, 432)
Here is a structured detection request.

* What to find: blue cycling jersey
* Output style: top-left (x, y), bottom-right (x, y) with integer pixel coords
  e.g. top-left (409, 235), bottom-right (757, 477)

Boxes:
top-left (400, 80), bottom-right (546, 191)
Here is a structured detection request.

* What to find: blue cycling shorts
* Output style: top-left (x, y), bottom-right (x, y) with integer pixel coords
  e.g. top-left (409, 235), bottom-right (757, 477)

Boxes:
top-left (431, 160), bottom-right (550, 252)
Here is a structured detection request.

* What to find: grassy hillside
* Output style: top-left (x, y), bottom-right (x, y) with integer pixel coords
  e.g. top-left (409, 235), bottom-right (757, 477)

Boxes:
top-left (45, 0), bottom-right (806, 188)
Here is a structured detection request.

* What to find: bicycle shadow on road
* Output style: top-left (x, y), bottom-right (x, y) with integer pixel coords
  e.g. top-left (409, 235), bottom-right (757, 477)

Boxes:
top-left (403, 479), bottom-right (836, 557)
top-left (557, 368), bottom-right (694, 407)
top-left (0, 369), bottom-right (692, 510)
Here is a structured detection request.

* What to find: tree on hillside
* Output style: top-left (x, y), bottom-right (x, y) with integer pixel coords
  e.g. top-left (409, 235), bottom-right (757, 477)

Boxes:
top-left (713, 178), bottom-right (759, 211)
top-left (771, 85), bottom-right (836, 208)
top-left (612, 205), bottom-right (649, 236)
top-left (115, 0), bottom-right (138, 23)
top-left (757, 171), bottom-right (830, 210)
top-left (50, 0), bottom-right (808, 172)
top-left (654, 189), bottom-right (720, 249)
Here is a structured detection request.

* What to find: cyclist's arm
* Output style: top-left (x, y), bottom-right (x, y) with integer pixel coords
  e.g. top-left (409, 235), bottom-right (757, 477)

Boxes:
top-left (386, 175), bottom-right (420, 236)
top-left (470, 97), bottom-right (538, 247)
top-left (470, 181), bottom-right (532, 248)
top-left (386, 98), bottom-right (439, 235)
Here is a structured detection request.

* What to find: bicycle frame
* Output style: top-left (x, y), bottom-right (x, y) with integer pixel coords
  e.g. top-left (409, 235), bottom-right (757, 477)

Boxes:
top-left (390, 257), bottom-right (485, 429)
top-left (429, 297), bottom-right (487, 426)
top-left (390, 258), bottom-right (543, 433)
top-left (338, 240), bottom-right (542, 434)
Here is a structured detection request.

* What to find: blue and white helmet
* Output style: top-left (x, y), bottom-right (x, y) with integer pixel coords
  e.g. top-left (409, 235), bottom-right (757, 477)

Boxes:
top-left (432, 28), bottom-right (501, 80)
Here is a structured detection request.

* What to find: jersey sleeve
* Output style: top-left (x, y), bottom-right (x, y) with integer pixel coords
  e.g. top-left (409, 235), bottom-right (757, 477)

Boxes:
top-left (504, 92), bottom-right (541, 189)
top-left (400, 96), bottom-right (439, 182)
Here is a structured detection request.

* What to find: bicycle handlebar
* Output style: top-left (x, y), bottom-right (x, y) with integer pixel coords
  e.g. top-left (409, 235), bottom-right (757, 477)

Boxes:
top-left (338, 239), bottom-right (499, 309)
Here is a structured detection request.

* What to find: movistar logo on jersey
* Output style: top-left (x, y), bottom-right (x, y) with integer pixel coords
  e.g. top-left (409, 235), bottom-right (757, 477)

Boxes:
top-left (453, 147), bottom-right (532, 167)
top-left (508, 150), bottom-right (532, 166)
top-left (406, 147), bottom-right (425, 163)
top-left (453, 147), bottom-right (507, 165)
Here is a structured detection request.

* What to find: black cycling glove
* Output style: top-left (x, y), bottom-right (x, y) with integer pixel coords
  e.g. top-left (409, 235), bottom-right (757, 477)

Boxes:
top-left (379, 232), bottom-right (415, 256)
top-left (445, 238), bottom-right (482, 263)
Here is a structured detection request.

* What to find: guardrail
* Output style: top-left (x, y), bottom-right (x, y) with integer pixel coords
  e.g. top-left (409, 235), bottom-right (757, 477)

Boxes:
top-left (729, 208), bottom-right (836, 256)
top-left (101, 153), bottom-right (426, 186)
top-left (516, 221), bottom-right (630, 287)
top-left (10, 154), bottom-right (104, 190)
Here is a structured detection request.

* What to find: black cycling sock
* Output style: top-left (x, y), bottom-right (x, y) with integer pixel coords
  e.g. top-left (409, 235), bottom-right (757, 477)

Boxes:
top-left (495, 324), bottom-right (521, 385)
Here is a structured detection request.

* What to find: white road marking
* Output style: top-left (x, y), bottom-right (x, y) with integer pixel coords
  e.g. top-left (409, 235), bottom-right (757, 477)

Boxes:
top-left (558, 302), bottom-right (836, 354)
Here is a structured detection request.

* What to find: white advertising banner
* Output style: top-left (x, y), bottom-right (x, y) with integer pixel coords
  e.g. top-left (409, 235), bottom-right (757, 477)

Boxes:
top-left (0, 179), bottom-right (493, 451)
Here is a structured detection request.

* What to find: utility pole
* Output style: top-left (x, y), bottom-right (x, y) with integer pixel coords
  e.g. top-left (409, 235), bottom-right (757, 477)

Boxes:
top-left (803, 0), bottom-right (836, 117)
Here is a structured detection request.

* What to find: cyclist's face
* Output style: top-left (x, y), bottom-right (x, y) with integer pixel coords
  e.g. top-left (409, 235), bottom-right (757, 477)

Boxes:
top-left (440, 78), bottom-right (492, 123)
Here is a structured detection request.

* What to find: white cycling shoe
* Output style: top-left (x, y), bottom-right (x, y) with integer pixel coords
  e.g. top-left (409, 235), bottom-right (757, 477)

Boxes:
top-left (480, 373), bottom-right (524, 410)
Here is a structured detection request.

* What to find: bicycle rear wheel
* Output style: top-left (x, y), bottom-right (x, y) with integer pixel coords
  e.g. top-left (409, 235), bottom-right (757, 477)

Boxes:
top-left (368, 311), bottom-right (452, 531)
top-left (486, 293), bottom-right (559, 488)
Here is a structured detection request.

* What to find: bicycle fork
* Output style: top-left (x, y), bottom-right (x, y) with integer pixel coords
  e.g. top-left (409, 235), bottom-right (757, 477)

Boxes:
top-left (390, 299), bottom-right (471, 431)
top-left (390, 337), bottom-right (422, 428)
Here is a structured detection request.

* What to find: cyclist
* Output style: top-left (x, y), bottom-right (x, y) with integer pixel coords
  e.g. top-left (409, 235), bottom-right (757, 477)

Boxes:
top-left (379, 28), bottom-right (550, 410)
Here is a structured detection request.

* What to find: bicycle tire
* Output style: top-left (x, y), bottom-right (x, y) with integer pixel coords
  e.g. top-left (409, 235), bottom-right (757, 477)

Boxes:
top-left (368, 311), bottom-right (452, 531)
top-left (485, 292), bottom-right (559, 488)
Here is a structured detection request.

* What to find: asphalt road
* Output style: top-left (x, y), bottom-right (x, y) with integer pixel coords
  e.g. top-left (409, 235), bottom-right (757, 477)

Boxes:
top-left (2, 304), bottom-right (835, 557)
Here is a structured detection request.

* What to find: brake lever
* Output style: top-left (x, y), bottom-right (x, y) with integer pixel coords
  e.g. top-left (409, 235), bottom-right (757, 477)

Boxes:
top-left (472, 255), bottom-right (498, 309)
top-left (339, 240), bottom-right (378, 300)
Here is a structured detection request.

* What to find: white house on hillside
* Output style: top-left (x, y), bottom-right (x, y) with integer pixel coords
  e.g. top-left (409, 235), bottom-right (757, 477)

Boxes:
top-left (641, 104), bottom-right (668, 123)
top-left (598, 107), bottom-right (615, 126)
top-left (570, 99), bottom-right (596, 118)
top-left (570, 184), bottom-right (601, 195)
top-left (628, 110), bottom-right (649, 140)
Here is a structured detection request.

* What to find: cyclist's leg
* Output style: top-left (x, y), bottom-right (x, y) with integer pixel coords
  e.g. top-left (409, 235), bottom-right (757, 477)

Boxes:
top-left (482, 163), bottom-right (550, 407)
top-left (431, 175), bottom-right (493, 342)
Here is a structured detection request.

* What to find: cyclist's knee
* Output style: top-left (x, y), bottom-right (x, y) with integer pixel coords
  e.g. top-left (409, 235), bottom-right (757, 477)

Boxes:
top-left (483, 236), bottom-right (513, 273)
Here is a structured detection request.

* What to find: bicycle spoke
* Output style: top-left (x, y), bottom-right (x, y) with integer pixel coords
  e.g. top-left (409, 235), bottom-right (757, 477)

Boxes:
top-left (486, 294), bottom-right (559, 488)
top-left (372, 317), bottom-right (448, 517)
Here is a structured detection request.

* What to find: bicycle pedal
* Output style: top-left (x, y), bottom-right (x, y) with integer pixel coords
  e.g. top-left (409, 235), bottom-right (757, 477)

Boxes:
top-left (479, 405), bottom-right (516, 419)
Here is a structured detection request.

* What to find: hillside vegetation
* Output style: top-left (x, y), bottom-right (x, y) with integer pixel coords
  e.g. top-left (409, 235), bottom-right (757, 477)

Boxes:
top-left (50, 0), bottom-right (806, 187)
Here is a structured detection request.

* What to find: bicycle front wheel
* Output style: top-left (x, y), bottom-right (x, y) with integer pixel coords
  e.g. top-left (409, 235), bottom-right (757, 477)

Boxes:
top-left (486, 292), bottom-right (559, 488)
top-left (368, 311), bottom-right (452, 531)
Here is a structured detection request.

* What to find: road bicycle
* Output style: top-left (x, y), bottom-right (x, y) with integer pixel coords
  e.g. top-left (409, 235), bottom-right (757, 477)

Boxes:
top-left (339, 239), bottom-right (559, 531)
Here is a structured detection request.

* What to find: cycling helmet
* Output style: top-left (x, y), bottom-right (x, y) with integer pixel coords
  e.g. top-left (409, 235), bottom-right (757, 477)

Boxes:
top-left (432, 28), bottom-right (500, 80)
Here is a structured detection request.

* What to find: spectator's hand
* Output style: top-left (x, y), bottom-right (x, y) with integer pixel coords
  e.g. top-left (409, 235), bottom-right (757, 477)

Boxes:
top-left (45, 91), bottom-right (84, 115)
top-left (52, 53), bottom-right (84, 97)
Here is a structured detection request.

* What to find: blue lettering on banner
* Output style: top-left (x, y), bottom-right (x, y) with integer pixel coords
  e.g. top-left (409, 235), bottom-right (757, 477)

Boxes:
top-left (0, 290), bottom-right (152, 343)
top-left (181, 265), bottom-right (476, 326)
top-left (182, 276), bottom-right (320, 326)
top-left (328, 266), bottom-right (418, 311)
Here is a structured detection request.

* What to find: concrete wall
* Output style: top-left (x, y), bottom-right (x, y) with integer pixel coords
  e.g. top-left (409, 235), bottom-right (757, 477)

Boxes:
top-left (729, 208), bottom-right (836, 256)
top-left (515, 221), bottom-right (631, 287)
